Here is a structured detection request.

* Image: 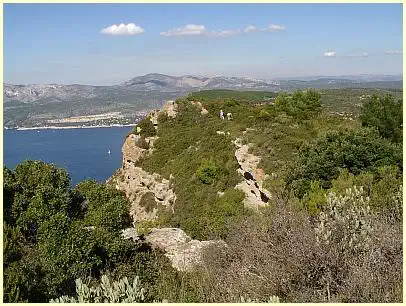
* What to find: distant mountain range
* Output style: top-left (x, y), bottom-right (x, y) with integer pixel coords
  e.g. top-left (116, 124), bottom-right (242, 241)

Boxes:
top-left (4, 74), bottom-right (282, 104)
top-left (4, 73), bottom-right (403, 103)
top-left (277, 74), bottom-right (403, 82)
top-left (3, 73), bottom-right (403, 128)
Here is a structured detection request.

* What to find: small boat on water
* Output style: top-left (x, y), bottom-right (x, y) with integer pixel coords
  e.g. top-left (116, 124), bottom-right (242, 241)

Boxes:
top-left (108, 150), bottom-right (111, 155)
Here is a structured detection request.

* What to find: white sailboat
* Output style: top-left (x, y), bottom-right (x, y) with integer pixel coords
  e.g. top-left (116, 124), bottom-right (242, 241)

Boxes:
top-left (108, 149), bottom-right (111, 155)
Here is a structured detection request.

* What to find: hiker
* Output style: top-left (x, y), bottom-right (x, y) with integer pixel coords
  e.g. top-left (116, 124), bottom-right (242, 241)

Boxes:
top-left (219, 109), bottom-right (225, 120)
top-left (227, 112), bottom-right (233, 120)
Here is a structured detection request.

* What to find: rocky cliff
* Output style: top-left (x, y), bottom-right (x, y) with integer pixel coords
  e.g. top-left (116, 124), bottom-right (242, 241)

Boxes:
top-left (108, 101), bottom-right (178, 219)
top-left (109, 100), bottom-right (272, 271)
top-left (109, 101), bottom-right (224, 271)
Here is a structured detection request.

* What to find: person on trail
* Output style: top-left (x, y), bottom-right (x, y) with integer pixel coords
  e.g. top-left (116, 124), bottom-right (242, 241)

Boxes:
top-left (220, 109), bottom-right (225, 120)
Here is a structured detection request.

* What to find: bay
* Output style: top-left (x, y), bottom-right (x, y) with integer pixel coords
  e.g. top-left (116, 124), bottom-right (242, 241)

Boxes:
top-left (3, 127), bottom-right (132, 186)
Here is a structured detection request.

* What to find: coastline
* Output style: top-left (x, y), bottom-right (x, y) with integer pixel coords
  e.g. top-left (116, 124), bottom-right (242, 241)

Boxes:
top-left (9, 124), bottom-right (137, 131)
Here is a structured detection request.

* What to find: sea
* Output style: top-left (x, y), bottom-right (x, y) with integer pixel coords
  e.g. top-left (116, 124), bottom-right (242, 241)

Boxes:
top-left (3, 127), bottom-right (133, 186)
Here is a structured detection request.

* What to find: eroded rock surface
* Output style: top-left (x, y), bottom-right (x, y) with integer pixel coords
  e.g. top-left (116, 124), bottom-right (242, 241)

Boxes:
top-left (148, 100), bottom-right (178, 128)
top-left (149, 110), bottom-right (160, 126)
top-left (114, 163), bottom-right (176, 222)
top-left (110, 132), bottom-right (176, 222)
top-left (122, 135), bottom-right (147, 164)
top-left (191, 101), bottom-right (209, 115)
top-left (162, 100), bottom-right (178, 118)
top-left (145, 228), bottom-right (225, 272)
top-left (233, 137), bottom-right (271, 209)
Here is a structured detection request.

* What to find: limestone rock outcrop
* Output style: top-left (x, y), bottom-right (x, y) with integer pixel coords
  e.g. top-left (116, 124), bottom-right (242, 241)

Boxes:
top-left (145, 228), bottom-right (225, 272)
top-left (233, 138), bottom-right (271, 209)
top-left (121, 227), bottom-right (140, 242)
top-left (122, 134), bottom-right (147, 165)
top-left (149, 110), bottom-right (160, 127)
top-left (162, 100), bottom-right (178, 118)
top-left (110, 132), bottom-right (176, 222)
top-left (113, 163), bottom-right (176, 222)
top-left (148, 100), bottom-right (178, 128)
top-left (191, 101), bottom-right (209, 115)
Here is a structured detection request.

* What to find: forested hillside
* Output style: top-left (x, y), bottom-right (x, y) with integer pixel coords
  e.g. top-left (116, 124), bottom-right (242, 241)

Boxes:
top-left (3, 88), bottom-right (402, 303)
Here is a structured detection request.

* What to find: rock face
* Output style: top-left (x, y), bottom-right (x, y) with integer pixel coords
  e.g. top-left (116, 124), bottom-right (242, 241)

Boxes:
top-left (122, 135), bottom-right (147, 165)
top-left (162, 100), bottom-right (178, 118)
top-left (114, 163), bottom-right (176, 222)
top-left (191, 101), bottom-right (209, 115)
top-left (233, 138), bottom-right (271, 209)
top-left (149, 110), bottom-right (160, 127)
top-left (110, 131), bottom-right (176, 222)
top-left (145, 228), bottom-right (225, 272)
top-left (110, 100), bottom-right (182, 222)
top-left (147, 100), bottom-right (178, 128)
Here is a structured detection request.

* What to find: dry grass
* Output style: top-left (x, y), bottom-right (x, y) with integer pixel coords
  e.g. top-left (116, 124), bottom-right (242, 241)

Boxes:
top-left (193, 197), bottom-right (402, 303)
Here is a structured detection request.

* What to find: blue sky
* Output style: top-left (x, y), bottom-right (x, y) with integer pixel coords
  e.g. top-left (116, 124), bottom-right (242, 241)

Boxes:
top-left (4, 3), bottom-right (403, 85)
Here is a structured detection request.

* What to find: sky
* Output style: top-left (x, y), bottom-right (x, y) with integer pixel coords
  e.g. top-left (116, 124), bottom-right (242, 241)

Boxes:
top-left (4, 3), bottom-right (403, 85)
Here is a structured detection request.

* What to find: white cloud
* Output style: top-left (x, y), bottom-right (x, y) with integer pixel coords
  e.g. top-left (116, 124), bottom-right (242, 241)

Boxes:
top-left (324, 51), bottom-right (336, 57)
top-left (263, 24), bottom-right (286, 32)
top-left (244, 25), bottom-right (257, 33)
top-left (385, 50), bottom-right (402, 55)
top-left (344, 52), bottom-right (369, 58)
top-left (100, 23), bottom-right (144, 36)
top-left (210, 29), bottom-right (241, 37)
top-left (160, 24), bottom-right (207, 36)
top-left (160, 24), bottom-right (241, 38)
top-left (161, 23), bottom-right (285, 38)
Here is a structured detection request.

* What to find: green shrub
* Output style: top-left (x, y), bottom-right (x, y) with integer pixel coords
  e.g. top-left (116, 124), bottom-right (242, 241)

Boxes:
top-left (3, 252), bottom-right (48, 303)
top-left (275, 89), bottom-right (321, 119)
top-left (360, 94), bottom-right (402, 143)
top-left (369, 166), bottom-right (402, 220)
top-left (225, 98), bottom-right (239, 107)
top-left (196, 159), bottom-right (220, 185)
top-left (3, 167), bottom-right (17, 224)
top-left (286, 128), bottom-right (402, 198)
top-left (257, 109), bottom-right (272, 120)
top-left (77, 180), bottom-right (132, 232)
top-left (5, 161), bottom-right (76, 238)
top-left (157, 112), bottom-right (168, 124)
top-left (135, 118), bottom-right (156, 137)
top-left (301, 181), bottom-right (327, 215)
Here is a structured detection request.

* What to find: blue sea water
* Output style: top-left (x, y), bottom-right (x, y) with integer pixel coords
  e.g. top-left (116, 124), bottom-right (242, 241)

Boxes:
top-left (3, 127), bottom-right (132, 186)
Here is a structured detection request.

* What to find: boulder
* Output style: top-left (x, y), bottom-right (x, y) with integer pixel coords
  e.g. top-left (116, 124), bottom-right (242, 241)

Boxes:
top-left (191, 101), bottom-right (209, 115)
top-left (145, 228), bottom-right (225, 272)
top-left (163, 100), bottom-right (178, 118)
top-left (121, 227), bottom-right (141, 241)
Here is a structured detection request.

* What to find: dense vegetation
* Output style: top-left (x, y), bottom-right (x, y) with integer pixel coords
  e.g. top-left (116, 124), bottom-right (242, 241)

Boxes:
top-left (3, 87), bottom-right (402, 302)
top-left (3, 161), bottom-right (183, 303)
top-left (360, 94), bottom-right (403, 143)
